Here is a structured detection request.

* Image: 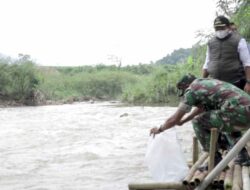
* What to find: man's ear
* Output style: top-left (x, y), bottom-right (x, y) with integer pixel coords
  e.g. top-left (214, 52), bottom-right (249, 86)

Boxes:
top-left (184, 84), bottom-right (189, 90)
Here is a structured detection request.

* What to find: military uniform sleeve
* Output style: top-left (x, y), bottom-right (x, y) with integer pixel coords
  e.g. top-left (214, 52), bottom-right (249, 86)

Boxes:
top-left (177, 102), bottom-right (192, 113)
top-left (177, 90), bottom-right (196, 113)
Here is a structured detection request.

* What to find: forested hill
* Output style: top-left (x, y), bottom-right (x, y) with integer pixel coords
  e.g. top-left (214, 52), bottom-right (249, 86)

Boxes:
top-left (155, 48), bottom-right (192, 65)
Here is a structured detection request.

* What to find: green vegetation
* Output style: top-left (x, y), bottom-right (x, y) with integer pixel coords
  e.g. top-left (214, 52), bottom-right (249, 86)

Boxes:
top-left (0, 47), bottom-right (204, 106)
top-left (0, 54), bottom-right (39, 104)
top-left (38, 67), bottom-right (138, 101)
top-left (0, 0), bottom-right (249, 106)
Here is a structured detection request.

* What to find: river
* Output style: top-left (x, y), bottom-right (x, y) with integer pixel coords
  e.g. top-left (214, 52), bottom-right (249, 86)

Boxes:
top-left (0, 101), bottom-right (194, 190)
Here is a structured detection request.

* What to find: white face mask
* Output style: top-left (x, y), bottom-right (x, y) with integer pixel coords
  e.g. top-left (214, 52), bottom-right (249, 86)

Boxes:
top-left (215, 29), bottom-right (229, 39)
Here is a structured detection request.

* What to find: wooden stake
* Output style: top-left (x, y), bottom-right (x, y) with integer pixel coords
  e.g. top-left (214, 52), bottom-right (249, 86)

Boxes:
top-left (193, 136), bottom-right (199, 165)
top-left (128, 182), bottom-right (185, 190)
top-left (208, 128), bottom-right (218, 172)
top-left (232, 164), bottom-right (242, 190)
top-left (242, 166), bottom-right (250, 190)
top-left (224, 165), bottom-right (234, 190)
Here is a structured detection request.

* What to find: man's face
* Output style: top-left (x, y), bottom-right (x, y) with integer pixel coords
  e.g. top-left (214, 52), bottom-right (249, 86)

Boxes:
top-left (214, 25), bottom-right (230, 39)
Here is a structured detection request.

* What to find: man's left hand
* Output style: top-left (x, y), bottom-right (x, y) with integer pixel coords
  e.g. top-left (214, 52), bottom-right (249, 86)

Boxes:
top-left (150, 127), bottom-right (161, 138)
top-left (177, 120), bottom-right (184, 126)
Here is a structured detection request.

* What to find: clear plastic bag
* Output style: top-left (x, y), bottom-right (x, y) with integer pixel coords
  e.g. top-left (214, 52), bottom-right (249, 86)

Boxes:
top-left (145, 127), bottom-right (189, 182)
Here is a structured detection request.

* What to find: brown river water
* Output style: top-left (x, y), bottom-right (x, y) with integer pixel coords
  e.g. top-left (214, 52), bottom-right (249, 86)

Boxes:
top-left (0, 101), bottom-right (194, 190)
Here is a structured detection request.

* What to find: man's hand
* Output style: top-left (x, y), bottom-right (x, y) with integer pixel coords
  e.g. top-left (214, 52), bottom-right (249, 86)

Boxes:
top-left (244, 83), bottom-right (250, 94)
top-left (149, 109), bottom-right (185, 138)
top-left (150, 127), bottom-right (162, 138)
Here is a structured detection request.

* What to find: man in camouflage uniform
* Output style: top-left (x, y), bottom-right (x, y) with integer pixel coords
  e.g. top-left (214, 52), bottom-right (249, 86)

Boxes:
top-left (150, 74), bottom-right (250, 166)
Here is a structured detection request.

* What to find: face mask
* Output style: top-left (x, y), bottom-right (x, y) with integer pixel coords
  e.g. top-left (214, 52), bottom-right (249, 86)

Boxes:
top-left (215, 29), bottom-right (229, 39)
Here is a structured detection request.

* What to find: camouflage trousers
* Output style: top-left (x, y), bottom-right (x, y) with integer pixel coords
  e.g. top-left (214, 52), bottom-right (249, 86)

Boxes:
top-left (192, 107), bottom-right (250, 152)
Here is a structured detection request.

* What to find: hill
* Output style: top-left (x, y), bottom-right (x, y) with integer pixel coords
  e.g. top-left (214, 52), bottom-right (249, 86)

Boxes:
top-left (156, 48), bottom-right (192, 65)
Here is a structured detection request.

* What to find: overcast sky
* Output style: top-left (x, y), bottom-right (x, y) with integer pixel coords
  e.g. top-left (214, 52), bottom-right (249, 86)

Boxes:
top-left (0, 0), bottom-right (217, 66)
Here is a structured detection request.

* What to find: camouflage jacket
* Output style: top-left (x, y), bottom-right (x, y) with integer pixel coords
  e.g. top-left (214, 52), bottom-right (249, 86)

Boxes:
top-left (179, 78), bottom-right (250, 113)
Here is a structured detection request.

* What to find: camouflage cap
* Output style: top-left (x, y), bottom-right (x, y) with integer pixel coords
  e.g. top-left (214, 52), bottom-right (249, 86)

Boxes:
top-left (176, 74), bottom-right (196, 96)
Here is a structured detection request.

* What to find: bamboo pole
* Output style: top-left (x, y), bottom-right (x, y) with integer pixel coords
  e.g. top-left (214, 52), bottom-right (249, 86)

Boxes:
top-left (194, 170), bottom-right (208, 185)
top-left (208, 128), bottom-right (218, 172)
top-left (182, 153), bottom-right (209, 185)
top-left (195, 128), bottom-right (250, 190)
top-left (128, 182), bottom-right (185, 190)
top-left (210, 171), bottom-right (226, 190)
top-left (193, 136), bottom-right (199, 165)
top-left (212, 175), bottom-right (219, 186)
top-left (218, 170), bottom-right (226, 185)
top-left (242, 166), bottom-right (250, 190)
top-left (190, 170), bottom-right (202, 187)
top-left (224, 164), bottom-right (234, 190)
top-left (232, 164), bottom-right (242, 190)
top-left (189, 179), bottom-right (196, 187)
top-left (246, 141), bottom-right (250, 154)
top-left (187, 161), bottom-right (193, 168)
top-left (246, 146), bottom-right (250, 155)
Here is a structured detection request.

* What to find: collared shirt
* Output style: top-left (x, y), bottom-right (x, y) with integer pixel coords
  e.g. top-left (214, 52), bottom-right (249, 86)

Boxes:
top-left (203, 38), bottom-right (250, 69)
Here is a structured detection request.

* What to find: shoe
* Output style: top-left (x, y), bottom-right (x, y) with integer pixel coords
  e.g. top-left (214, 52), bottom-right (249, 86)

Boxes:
top-left (198, 151), bottom-right (222, 171)
top-left (234, 147), bottom-right (250, 166)
top-left (231, 131), bottom-right (241, 138)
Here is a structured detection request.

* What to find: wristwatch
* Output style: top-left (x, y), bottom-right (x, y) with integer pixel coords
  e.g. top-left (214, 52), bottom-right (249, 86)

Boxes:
top-left (158, 125), bottom-right (164, 132)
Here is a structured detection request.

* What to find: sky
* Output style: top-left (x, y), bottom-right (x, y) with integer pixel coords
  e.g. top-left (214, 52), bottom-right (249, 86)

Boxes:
top-left (0, 0), bottom-right (217, 67)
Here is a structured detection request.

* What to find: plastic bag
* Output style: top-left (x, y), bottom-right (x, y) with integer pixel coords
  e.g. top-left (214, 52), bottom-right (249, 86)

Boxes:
top-left (145, 127), bottom-right (189, 182)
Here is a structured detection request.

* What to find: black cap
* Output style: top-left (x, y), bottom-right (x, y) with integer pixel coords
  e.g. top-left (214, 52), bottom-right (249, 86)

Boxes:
top-left (214, 16), bottom-right (230, 27)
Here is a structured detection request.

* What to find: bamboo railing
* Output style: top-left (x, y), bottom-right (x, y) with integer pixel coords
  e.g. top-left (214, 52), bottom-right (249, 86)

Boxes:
top-left (128, 128), bottom-right (250, 190)
top-left (195, 128), bottom-right (250, 190)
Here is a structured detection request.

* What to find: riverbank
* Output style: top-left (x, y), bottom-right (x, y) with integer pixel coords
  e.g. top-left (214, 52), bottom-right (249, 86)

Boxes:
top-left (0, 97), bottom-right (94, 108)
top-left (0, 90), bottom-right (180, 108)
top-left (0, 96), bottom-right (179, 108)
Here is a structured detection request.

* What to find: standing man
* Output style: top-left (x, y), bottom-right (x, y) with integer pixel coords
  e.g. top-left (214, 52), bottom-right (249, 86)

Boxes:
top-left (202, 16), bottom-right (250, 92)
top-left (150, 74), bottom-right (250, 166)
